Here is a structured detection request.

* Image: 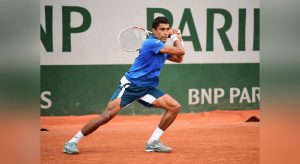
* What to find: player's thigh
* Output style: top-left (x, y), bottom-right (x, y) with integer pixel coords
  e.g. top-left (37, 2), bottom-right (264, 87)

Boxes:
top-left (152, 94), bottom-right (181, 112)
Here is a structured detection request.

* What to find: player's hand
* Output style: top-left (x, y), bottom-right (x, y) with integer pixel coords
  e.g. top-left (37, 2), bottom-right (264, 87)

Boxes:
top-left (176, 31), bottom-right (183, 41)
top-left (172, 29), bottom-right (183, 41)
top-left (168, 29), bottom-right (174, 37)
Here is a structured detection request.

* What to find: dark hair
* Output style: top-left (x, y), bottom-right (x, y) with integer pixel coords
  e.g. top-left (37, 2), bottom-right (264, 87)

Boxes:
top-left (152, 16), bottom-right (169, 29)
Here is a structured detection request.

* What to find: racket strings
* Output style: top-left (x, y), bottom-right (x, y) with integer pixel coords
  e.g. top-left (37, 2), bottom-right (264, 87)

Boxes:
top-left (118, 28), bottom-right (147, 52)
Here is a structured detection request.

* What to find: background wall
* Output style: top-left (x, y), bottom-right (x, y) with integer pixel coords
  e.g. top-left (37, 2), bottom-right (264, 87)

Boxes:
top-left (40, 0), bottom-right (260, 116)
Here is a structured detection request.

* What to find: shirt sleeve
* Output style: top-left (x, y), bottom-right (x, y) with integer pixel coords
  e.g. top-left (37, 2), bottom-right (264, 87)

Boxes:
top-left (148, 39), bottom-right (165, 54)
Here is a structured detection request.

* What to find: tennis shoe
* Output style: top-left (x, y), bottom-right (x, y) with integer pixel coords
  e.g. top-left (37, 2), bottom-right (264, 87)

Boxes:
top-left (145, 140), bottom-right (172, 153)
top-left (64, 142), bottom-right (79, 154)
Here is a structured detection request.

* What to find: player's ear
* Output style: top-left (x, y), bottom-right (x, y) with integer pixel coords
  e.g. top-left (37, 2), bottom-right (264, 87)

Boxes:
top-left (152, 28), bottom-right (156, 36)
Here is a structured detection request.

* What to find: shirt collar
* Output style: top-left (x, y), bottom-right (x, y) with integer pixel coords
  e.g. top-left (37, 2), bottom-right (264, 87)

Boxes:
top-left (148, 35), bottom-right (154, 38)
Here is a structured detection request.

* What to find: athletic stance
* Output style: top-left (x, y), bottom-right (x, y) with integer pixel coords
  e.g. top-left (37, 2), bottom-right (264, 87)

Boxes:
top-left (64, 16), bottom-right (185, 154)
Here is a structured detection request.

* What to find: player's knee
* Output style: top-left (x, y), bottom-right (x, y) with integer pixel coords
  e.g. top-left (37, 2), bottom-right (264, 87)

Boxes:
top-left (171, 103), bottom-right (181, 114)
top-left (101, 108), bottom-right (114, 124)
top-left (101, 104), bottom-right (121, 124)
top-left (101, 112), bottom-right (111, 124)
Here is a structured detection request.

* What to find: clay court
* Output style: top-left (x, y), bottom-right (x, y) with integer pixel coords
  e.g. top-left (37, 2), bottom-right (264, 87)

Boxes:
top-left (41, 110), bottom-right (259, 164)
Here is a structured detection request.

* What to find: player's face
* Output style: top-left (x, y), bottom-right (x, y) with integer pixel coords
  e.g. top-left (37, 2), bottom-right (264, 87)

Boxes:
top-left (153, 23), bottom-right (170, 42)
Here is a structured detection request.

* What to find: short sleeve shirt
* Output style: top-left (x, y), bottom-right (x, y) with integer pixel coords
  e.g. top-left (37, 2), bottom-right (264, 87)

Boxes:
top-left (124, 35), bottom-right (169, 88)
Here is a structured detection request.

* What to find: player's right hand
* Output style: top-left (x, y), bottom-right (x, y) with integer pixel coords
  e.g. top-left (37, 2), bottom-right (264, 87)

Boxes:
top-left (168, 29), bottom-right (174, 37)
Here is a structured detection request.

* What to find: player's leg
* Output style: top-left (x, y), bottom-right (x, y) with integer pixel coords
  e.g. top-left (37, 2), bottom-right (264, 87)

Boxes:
top-left (64, 98), bottom-right (122, 154)
top-left (140, 92), bottom-right (180, 153)
top-left (64, 79), bottom-right (126, 154)
top-left (81, 98), bottom-right (122, 136)
top-left (64, 76), bottom-right (147, 154)
top-left (152, 94), bottom-right (181, 131)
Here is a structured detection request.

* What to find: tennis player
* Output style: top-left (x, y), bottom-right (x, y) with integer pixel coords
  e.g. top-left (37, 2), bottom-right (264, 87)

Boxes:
top-left (64, 16), bottom-right (185, 154)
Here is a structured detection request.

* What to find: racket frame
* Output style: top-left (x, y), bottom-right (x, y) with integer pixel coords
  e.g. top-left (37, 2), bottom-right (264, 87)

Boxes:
top-left (117, 27), bottom-right (152, 52)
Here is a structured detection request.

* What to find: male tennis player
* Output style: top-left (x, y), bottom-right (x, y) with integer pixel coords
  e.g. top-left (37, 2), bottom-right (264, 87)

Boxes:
top-left (64, 16), bottom-right (185, 154)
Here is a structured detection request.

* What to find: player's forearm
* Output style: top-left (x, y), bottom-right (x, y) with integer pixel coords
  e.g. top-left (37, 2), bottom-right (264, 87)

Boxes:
top-left (170, 34), bottom-right (185, 56)
top-left (175, 55), bottom-right (183, 63)
top-left (173, 40), bottom-right (185, 56)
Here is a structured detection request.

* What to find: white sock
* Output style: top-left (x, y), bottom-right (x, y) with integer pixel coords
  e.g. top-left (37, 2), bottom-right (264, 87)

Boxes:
top-left (69, 131), bottom-right (84, 143)
top-left (147, 127), bottom-right (164, 144)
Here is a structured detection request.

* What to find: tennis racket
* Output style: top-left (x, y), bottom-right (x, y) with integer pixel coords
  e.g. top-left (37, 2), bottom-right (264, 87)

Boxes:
top-left (117, 27), bottom-right (152, 52)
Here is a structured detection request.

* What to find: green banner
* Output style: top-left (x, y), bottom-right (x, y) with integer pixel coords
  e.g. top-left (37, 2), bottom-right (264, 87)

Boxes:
top-left (41, 63), bottom-right (259, 116)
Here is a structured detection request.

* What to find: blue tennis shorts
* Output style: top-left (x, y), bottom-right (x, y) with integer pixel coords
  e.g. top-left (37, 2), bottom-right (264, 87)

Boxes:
top-left (110, 76), bottom-right (165, 108)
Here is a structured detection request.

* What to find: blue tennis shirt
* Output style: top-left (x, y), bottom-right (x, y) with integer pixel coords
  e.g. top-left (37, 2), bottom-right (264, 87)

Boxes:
top-left (124, 35), bottom-right (170, 88)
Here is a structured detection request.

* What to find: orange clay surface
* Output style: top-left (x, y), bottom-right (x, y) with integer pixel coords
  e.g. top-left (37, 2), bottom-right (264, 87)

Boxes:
top-left (41, 110), bottom-right (259, 164)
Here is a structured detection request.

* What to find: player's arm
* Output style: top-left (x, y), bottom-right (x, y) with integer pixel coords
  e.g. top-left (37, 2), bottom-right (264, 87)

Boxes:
top-left (160, 29), bottom-right (185, 63)
top-left (160, 42), bottom-right (184, 57)
top-left (167, 53), bottom-right (183, 63)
